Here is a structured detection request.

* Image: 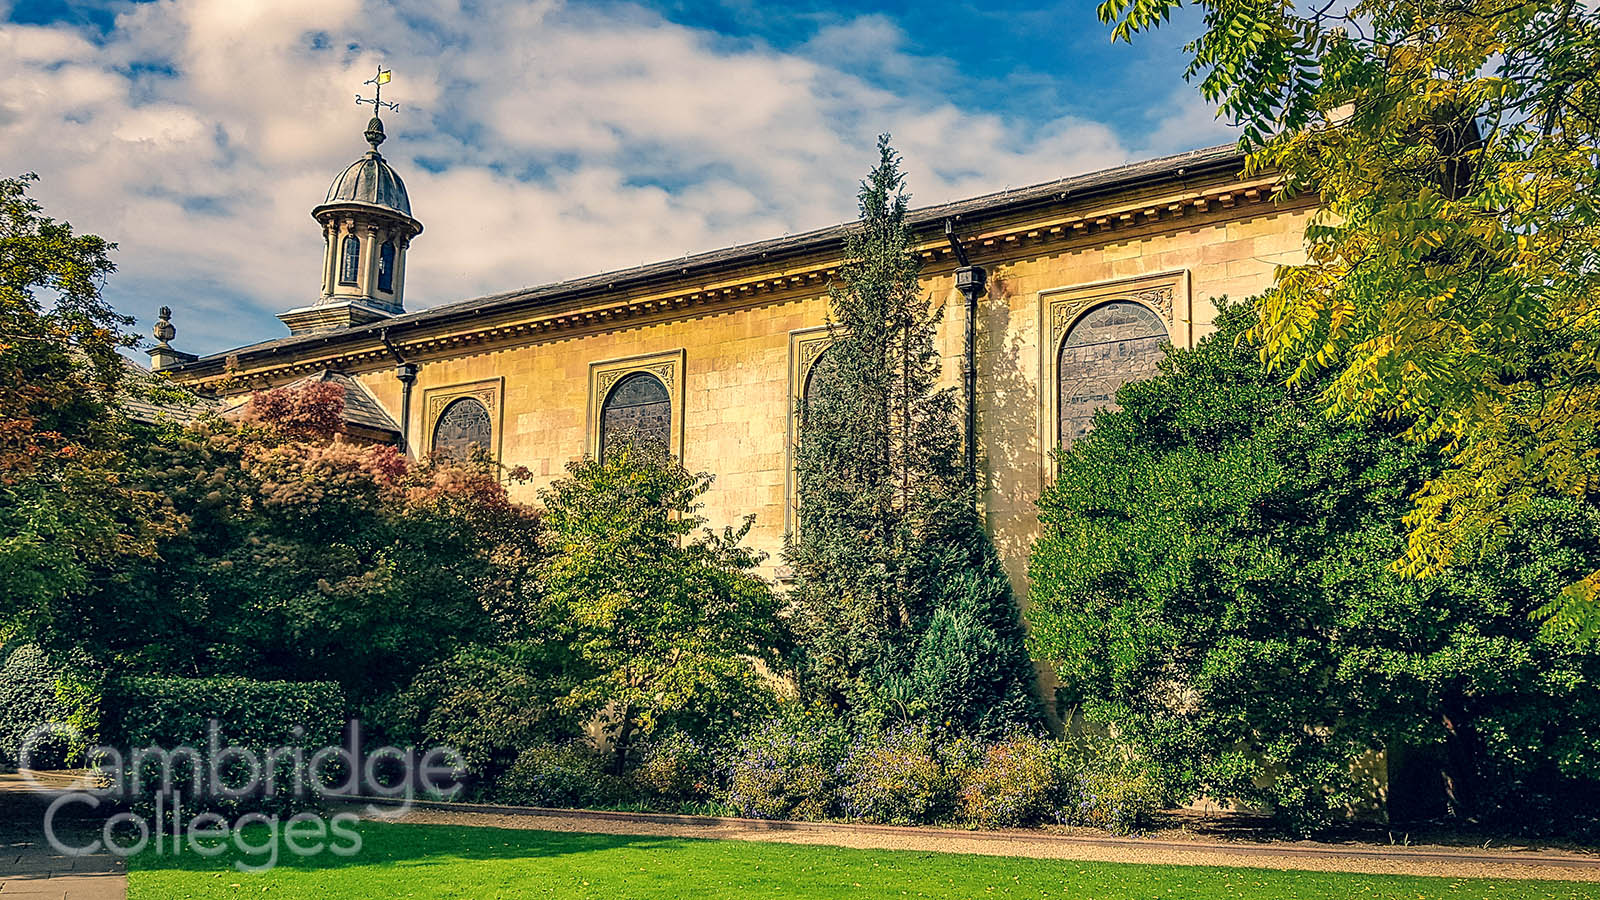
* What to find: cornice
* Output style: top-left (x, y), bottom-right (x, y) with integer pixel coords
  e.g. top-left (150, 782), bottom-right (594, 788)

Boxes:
top-left (181, 173), bottom-right (1297, 392)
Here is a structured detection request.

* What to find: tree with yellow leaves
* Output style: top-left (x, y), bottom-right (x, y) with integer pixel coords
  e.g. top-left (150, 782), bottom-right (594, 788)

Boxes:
top-left (1099, 0), bottom-right (1600, 634)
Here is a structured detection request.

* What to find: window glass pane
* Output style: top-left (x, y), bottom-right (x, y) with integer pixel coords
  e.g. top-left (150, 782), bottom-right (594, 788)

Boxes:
top-left (339, 236), bottom-right (361, 285)
top-left (1057, 300), bottom-right (1167, 447)
top-left (432, 398), bottom-right (492, 460)
top-left (378, 241), bottom-right (396, 293)
top-left (600, 372), bottom-right (671, 461)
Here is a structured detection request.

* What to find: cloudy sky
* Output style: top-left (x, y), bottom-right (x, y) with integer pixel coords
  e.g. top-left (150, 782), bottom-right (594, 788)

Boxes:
top-left (5, 0), bottom-right (1233, 356)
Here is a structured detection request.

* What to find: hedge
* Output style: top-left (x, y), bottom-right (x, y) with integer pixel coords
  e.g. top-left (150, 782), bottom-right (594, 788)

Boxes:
top-left (101, 676), bottom-right (345, 752)
top-left (99, 676), bottom-right (347, 819)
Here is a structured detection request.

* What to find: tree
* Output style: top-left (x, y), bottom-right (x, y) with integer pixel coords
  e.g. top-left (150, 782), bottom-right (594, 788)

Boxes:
top-left (785, 136), bottom-right (1040, 736)
top-left (1029, 301), bottom-right (1600, 831)
top-left (0, 172), bottom-right (170, 644)
top-left (537, 446), bottom-right (784, 771)
top-left (38, 384), bottom-right (544, 715)
top-left (1096, 0), bottom-right (1600, 634)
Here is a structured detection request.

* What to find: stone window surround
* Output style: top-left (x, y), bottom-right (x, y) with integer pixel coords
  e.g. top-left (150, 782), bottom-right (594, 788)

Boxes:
top-left (1037, 269), bottom-right (1190, 481)
top-left (586, 349), bottom-right (686, 462)
top-left (421, 376), bottom-right (504, 463)
top-left (784, 325), bottom-right (834, 536)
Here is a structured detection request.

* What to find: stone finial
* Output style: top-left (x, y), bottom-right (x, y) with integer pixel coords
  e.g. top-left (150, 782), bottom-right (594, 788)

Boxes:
top-left (153, 306), bottom-right (176, 346)
top-left (147, 306), bottom-right (197, 371)
top-left (364, 115), bottom-right (386, 151)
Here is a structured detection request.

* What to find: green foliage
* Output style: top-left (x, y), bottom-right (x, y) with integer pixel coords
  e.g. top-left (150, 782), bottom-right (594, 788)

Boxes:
top-left (0, 643), bottom-right (100, 768)
top-left (0, 173), bottom-right (168, 645)
top-left (496, 741), bottom-right (629, 809)
top-left (953, 733), bottom-right (1069, 828)
top-left (377, 642), bottom-right (580, 787)
top-left (99, 676), bottom-right (347, 820)
top-left (632, 731), bottom-right (720, 804)
top-left (538, 447), bottom-right (784, 771)
top-left (1029, 301), bottom-right (1600, 830)
top-left (786, 136), bottom-right (1039, 735)
top-left (907, 535), bottom-right (1041, 739)
top-left (1066, 734), bottom-right (1169, 834)
top-left (46, 404), bottom-right (544, 714)
top-left (725, 707), bottom-right (850, 820)
top-left (837, 725), bottom-right (955, 824)
top-left (1097, 0), bottom-right (1600, 633)
top-left (101, 676), bottom-right (345, 751)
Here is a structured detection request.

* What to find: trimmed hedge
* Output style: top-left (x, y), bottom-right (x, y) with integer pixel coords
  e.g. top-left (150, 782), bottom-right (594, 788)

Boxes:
top-left (99, 676), bottom-right (347, 819)
top-left (101, 676), bottom-right (345, 752)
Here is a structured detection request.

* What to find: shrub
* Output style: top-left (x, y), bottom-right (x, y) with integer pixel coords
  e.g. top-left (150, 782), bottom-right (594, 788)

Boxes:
top-left (837, 726), bottom-right (955, 824)
top-left (726, 710), bottom-right (849, 820)
top-left (377, 642), bottom-right (578, 789)
top-left (955, 733), bottom-right (1069, 828)
top-left (0, 645), bottom-right (100, 769)
top-left (496, 742), bottom-right (629, 809)
top-left (98, 676), bottom-right (346, 819)
top-left (1060, 737), bottom-right (1168, 834)
top-left (633, 732), bottom-right (719, 804)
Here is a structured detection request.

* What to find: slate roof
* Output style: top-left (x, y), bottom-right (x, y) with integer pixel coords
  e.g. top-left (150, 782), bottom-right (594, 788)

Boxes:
top-left (174, 142), bottom-right (1246, 371)
top-left (222, 370), bottom-right (400, 435)
top-left (119, 358), bottom-right (219, 425)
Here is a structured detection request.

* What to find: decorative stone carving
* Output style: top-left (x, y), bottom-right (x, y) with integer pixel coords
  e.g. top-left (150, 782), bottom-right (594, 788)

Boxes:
top-left (1049, 284), bottom-right (1173, 349)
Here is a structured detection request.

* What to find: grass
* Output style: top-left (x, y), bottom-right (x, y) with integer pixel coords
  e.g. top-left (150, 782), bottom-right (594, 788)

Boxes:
top-left (128, 819), bottom-right (1600, 900)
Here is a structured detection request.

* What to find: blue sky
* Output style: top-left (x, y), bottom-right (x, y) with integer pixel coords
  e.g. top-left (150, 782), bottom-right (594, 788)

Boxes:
top-left (4, 0), bottom-right (1230, 355)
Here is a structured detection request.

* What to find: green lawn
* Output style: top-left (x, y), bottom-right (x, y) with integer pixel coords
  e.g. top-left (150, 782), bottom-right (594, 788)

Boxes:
top-left (128, 820), bottom-right (1600, 900)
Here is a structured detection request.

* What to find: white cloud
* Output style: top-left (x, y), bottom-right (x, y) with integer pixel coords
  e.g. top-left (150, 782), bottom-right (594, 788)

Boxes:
top-left (3, 0), bottom-right (1227, 355)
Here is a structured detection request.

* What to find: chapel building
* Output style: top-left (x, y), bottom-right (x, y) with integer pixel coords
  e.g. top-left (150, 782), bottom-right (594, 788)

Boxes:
top-left (160, 111), bottom-right (1313, 597)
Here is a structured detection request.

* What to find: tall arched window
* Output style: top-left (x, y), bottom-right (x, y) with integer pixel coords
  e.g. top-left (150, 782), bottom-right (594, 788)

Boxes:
top-left (600, 372), bottom-right (671, 461)
top-left (377, 240), bottom-right (396, 293)
top-left (432, 397), bottom-right (492, 461)
top-left (1057, 300), bottom-right (1167, 447)
top-left (339, 235), bottom-right (362, 285)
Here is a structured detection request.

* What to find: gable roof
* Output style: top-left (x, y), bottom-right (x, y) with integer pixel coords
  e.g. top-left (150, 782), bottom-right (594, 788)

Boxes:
top-left (172, 142), bottom-right (1247, 374)
top-left (222, 370), bottom-right (400, 436)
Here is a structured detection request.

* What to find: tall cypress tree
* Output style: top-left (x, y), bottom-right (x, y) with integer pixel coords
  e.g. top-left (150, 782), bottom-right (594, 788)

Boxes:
top-left (785, 137), bottom-right (1039, 736)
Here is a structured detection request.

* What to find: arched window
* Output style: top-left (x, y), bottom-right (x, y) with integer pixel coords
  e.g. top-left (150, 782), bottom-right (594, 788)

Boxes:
top-left (600, 372), bottom-right (671, 461)
top-left (802, 344), bottom-right (840, 410)
top-left (432, 398), bottom-right (492, 461)
top-left (1057, 300), bottom-right (1167, 447)
top-left (339, 235), bottom-right (361, 285)
top-left (377, 241), bottom-right (396, 293)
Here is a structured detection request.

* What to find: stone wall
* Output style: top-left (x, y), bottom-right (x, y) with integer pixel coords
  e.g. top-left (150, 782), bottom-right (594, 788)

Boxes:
top-left (342, 201), bottom-right (1311, 600)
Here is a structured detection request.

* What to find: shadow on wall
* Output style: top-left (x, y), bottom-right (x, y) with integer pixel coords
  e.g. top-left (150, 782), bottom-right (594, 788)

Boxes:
top-left (970, 274), bottom-right (1060, 722)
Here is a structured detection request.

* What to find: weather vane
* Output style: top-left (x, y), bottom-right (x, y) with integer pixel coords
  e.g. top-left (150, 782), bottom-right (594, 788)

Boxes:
top-left (355, 65), bottom-right (397, 150)
top-left (356, 65), bottom-right (398, 116)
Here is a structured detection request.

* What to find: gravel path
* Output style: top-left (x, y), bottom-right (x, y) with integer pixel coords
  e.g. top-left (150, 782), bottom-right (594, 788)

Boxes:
top-left (347, 801), bottom-right (1600, 883)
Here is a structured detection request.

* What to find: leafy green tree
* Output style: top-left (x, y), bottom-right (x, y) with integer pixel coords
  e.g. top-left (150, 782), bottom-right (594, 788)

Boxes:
top-left (0, 173), bottom-right (170, 643)
top-left (1096, 0), bottom-right (1600, 633)
top-left (1030, 301), bottom-right (1600, 831)
top-left (538, 446), bottom-right (784, 771)
top-left (785, 136), bottom-right (1039, 735)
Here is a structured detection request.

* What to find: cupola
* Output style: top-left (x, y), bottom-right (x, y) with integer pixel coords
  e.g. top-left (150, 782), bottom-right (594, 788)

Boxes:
top-left (278, 68), bottom-right (423, 335)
